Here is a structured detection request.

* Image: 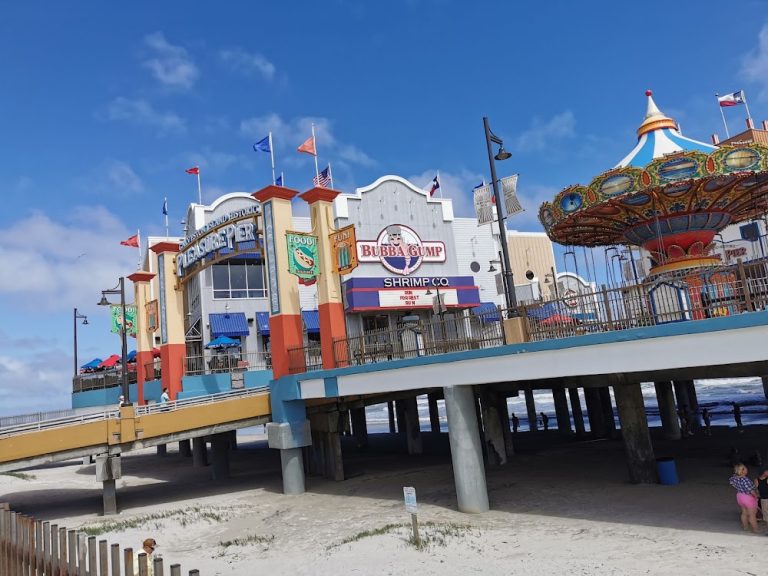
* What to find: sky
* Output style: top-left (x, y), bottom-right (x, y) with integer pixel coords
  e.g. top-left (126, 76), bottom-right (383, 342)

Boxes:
top-left (1, 0), bottom-right (767, 415)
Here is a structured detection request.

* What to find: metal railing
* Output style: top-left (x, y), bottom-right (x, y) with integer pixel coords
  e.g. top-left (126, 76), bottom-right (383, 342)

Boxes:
top-left (134, 386), bottom-right (270, 416)
top-left (0, 410), bottom-right (114, 438)
top-left (522, 259), bottom-right (768, 341)
top-left (72, 370), bottom-right (137, 393)
top-left (288, 344), bottom-right (322, 374)
top-left (184, 351), bottom-right (271, 376)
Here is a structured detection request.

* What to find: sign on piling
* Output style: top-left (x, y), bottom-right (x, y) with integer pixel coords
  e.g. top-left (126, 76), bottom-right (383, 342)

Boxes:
top-left (403, 486), bottom-right (420, 545)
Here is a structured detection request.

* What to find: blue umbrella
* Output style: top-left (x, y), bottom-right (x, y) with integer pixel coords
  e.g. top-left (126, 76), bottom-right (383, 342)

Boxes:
top-left (205, 336), bottom-right (240, 349)
top-left (80, 358), bottom-right (103, 370)
top-left (126, 350), bottom-right (137, 362)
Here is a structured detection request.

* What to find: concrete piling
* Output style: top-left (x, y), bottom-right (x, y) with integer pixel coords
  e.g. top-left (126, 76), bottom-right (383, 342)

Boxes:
top-left (192, 437), bottom-right (208, 468)
top-left (524, 386), bottom-right (538, 432)
top-left (613, 383), bottom-right (657, 484)
top-left (402, 397), bottom-right (423, 455)
top-left (428, 393), bottom-right (441, 433)
top-left (654, 381), bottom-right (681, 440)
top-left (568, 388), bottom-right (586, 436)
top-left (552, 388), bottom-right (572, 434)
top-left (210, 433), bottom-right (230, 480)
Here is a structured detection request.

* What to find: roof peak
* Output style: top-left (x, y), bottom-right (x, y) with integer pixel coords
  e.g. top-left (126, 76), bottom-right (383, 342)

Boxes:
top-left (637, 89), bottom-right (677, 137)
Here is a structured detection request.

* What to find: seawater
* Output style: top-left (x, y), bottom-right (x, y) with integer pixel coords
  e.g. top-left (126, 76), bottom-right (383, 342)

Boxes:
top-left (362, 378), bottom-right (768, 434)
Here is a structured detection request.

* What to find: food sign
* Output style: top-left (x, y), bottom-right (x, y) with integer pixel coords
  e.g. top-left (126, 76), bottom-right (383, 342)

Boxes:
top-left (286, 231), bottom-right (319, 286)
top-left (329, 225), bottom-right (358, 275)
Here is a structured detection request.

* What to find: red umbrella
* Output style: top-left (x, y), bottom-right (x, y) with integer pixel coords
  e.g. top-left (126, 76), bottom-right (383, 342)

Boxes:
top-left (152, 348), bottom-right (161, 358)
top-left (540, 314), bottom-right (578, 326)
top-left (98, 354), bottom-right (121, 368)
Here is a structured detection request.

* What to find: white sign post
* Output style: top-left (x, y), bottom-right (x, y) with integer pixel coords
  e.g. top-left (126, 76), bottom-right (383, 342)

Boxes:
top-left (403, 486), bottom-right (420, 544)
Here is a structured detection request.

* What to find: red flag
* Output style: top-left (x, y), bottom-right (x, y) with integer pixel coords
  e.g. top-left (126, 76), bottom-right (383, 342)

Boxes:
top-left (297, 136), bottom-right (317, 156)
top-left (120, 234), bottom-right (139, 247)
top-left (185, 166), bottom-right (200, 175)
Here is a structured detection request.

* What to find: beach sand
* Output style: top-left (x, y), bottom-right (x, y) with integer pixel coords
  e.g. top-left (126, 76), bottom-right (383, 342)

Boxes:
top-left (2, 426), bottom-right (767, 575)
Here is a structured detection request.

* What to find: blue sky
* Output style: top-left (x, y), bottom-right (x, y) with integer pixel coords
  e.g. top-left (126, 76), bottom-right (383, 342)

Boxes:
top-left (1, 1), bottom-right (767, 415)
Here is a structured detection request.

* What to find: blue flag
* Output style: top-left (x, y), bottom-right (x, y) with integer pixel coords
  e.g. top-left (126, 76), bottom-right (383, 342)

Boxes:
top-left (253, 136), bottom-right (271, 153)
top-left (162, 198), bottom-right (168, 215)
top-left (275, 174), bottom-right (283, 187)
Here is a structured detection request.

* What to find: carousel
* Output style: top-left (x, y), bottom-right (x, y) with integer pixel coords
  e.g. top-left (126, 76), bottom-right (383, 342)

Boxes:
top-left (538, 91), bottom-right (768, 321)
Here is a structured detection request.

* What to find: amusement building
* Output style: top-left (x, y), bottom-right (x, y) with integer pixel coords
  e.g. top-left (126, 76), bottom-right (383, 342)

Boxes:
top-left (2, 91), bottom-right (768, 518)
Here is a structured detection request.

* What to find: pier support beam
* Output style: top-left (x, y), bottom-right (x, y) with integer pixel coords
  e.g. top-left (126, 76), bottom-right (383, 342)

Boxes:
top-left (613, 383), bottom-right (657, 483)
top-left (600, 387), bottom-right (617, 437)
top-left (402, 396), bottom-right (423, 455)
top-left (444, 385), bottom-right (489, 513)
top-left (211, 433), bottom-right (230, 480)
top-left (524, 386), bottom-right (538, 432)
top-left (156, 444), bottom-right (167, 457)
top-left (268, 419), bottom-right (312, 493)
top-left (568, 388), bottom-right (586, 436)
top-left (495, 393), bottom-right (515, 458)
top-left (350, 407), bottom-right (368, 449)
top-left (654, 381), bottom-right (681, 440)
top-left (584, 388), bottom-right (606, 437)
top-left (553, 388), bottom-right (572, 434)
top-left (192, 437), bottom-right (208, 468)
top-left (95, 455), bottom-right (121, 516)
top-left (179, 439), bottom-right (192, 457)
top-left (762, 376), bottom-right (768, 401)
top-left (280, 448), bottom-right (305, 494)
top-left (673, 380), bottom-right (692, 436)
top-left (428, 393), bottom-right (441, 433)
top-left (309, 412), bottom-right (345, 481)
top-left (387, 401), bottom-right (396, 433)
top-left (683, 380), bottom-right (701, 430)
top-left (480, 391), bottom-right (507, 465)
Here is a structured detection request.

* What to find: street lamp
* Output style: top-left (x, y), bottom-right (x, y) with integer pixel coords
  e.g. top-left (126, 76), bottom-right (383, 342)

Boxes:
top-left (73, 308), bottom-right (89, 376)
top-left (98, 277), bottom-right (131, 406)
top-left (483, 117), bottom-right (518, 317)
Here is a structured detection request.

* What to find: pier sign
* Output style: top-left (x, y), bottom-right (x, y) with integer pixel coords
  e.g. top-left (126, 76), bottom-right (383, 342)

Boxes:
top-left (286, 231), bottom-right (319, 285)
top-left (329, 225), bottom-right (358, 275)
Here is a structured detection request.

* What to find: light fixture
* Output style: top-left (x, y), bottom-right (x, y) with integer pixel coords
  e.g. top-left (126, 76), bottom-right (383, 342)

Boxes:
top-left (82, 318), bottom-right (89, 325)
top-left (494, 146), bottom-right (512, 161)
top-left (425, 289), bottom-right (432, 295)
top-left (488, 263), bottom-right (497, 272)
top-left (97, 295), bottom-right (110, 306)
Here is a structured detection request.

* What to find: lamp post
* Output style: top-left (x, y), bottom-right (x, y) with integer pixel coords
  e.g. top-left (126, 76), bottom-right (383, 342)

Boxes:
top-left (98, 277), bottom-right (130, 405)
top-left (483, 117), bottom-right (517, 316)
top-left (73, 308), bottom-right (89, 376)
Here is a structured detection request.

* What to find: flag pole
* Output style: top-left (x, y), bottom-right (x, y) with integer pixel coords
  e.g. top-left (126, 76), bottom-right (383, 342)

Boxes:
top-left (281, 171), bottom-right (285, 188)
top-left (715, 93), bottom-right (731, 139)
top-left (137, 228), bottom-right (142, 270)
top-left (164, 197), bottom-right (169, 238)
top-left (196, 170), bottom-right (202, 204)
top-left (328, 162), bottom-right (335, 189)
top-left (742, 90), bottom-right (753, 122)
top-left (269, 131), bottom-right (277, 185)
top-left (311, 123), bottom-right (320, 180)
top-left (438, 170), bottom-right (443, 199)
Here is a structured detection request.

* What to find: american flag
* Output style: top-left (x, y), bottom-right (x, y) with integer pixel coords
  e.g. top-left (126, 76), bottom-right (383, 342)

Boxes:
top-left (313, 165), bottom-right (332, 188)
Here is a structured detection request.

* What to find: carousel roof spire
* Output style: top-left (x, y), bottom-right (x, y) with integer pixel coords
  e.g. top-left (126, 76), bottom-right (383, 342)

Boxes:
top-left (614, 90), bottom-right (716, 168)
top-left (637, 89), bottom-right (678, 137)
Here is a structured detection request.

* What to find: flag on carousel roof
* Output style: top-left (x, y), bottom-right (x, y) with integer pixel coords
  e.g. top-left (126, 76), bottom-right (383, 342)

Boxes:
top-left (717, 91), bottom-right (744, 107)
top-left (427, 175), bottom-right (440, 197)
top-left (162, 198), bottom-right (168, 216)
top-left (185, 166), bottom-right (200, 175)
top-left (120, 234), bottom-right (139, 247)
top-left (275, 173), bottom-right (283, 187)
top-left (313, 165), bottom-right (332, 188)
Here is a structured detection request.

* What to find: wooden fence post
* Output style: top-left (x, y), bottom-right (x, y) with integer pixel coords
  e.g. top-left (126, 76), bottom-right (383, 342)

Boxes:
top-left (0, 508), bottom-right (8, 576)
top-left (50, 524), bottom-right (59, 576)
top-left (58, 527), bottom-right (67, 576)
top-left (153, 556), bottom-right (164, 576)
top-left (98, 540), bottom-right (108, 576)
top-left (67, 530), bottom-right (77, 576)
top-left (123, 547), bottom-right (133, 576)
top-left (169, 564), bottom-right (181, 576)
top-left (43, 522), bottom-right (51, 576)
top-left (110, 544), bottom-right (121, 576)
top-left (87, 536), bottom-right (97, 576)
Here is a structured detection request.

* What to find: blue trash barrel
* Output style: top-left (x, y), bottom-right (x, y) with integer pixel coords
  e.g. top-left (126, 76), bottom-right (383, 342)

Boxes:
top-left (656, 457), bottom-right (679, 485)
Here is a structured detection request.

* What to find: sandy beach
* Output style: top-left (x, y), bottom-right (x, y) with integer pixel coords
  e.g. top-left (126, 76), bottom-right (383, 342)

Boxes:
top-left (3, 426), bottom-right (768, 575)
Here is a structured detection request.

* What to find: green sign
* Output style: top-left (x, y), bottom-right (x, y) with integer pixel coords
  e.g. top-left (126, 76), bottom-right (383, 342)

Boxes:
top-left (286, 231), bottom-right (319, 285)
top-left (110, 305), bottom-right (138, 338)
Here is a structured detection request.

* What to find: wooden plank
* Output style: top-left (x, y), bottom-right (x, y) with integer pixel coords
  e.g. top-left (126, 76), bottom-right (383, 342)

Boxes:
top-left (43, 522), bottom-right (51, 576)
top-left (169, 565), bottom-right (181, 576)
top-left (67, 530), bottom-right (77, 576)
top-left (35, 519), bottom-right (43, 575)
top-left (0, 508), bottom-right (8, 576)
top-left (87, 537), bottom-right (96, 576)
top-left (21, 515), bottom-right (29, 576)
top-left (152, 557), bottom-right (163, 576)
top-left (58, 527), bottom-right (67, 576)
top-left (98, 540), bottom-right (107, 576)
top-left (123, 547), bottom-right (133, 576)
top-left (188, 570), bottom-right (200, 576)
top-left (110, 544), bottom-right (120, 576)
top-left (137, 552), bottom-right (147, 576)
top-left (77, 534), bottom-right (87, 576)
top-left (50, 525), bottom-right (60, 576)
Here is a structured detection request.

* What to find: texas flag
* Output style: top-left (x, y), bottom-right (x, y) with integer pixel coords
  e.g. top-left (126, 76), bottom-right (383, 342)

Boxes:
top-left (428, 175), bottom-right (440, 197)
top-left (718, 91), bottom-right (744, 107)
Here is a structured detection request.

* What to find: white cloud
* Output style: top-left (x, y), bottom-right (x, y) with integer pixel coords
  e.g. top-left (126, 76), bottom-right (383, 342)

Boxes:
top-left (0, 208), bottom-right (139, 310)
top-left (515, 111), bottom-right (576, 152)
top-left (143, 32), bottom-right (199, 89)
top-left (239, 114), bottom-right (375, 167)
top-left (0, 350), bottom-right (72, 416)
top-left (106, 97), bottom-right (186, 134)
top-left (76, 159), bottom-right (145, 196)
top-left (219, 48), bottom-right (275, 80)
top-left (741, 23), bottom-right (768, 100)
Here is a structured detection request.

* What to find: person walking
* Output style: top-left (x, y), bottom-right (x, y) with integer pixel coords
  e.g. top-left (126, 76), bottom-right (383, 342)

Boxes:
top-left (160, 388), bottom-right (170, 404)
top-left (729, 463), bottom-right (759, 533)
top-left (540, 412), bottom-right (549, 431)
top-left (133, 538), bottom-right (158, 575)
top-left (732, 401), bottom-right (743, 432)
top-left (702, 408), bottom-right (712, 436)
top-left (511, 413), bottom-right (520, 434)
top-left (757, 468), bottom-right (768, 524)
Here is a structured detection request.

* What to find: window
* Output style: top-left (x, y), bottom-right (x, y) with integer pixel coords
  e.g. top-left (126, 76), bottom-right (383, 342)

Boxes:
top-left (212, 256), bottom-right (267, 299)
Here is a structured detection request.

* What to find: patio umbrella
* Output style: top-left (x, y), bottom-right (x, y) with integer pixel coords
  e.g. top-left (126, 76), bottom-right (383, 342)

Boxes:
top-left (540, 314), bottom-right (578, 326)
top-left (205, 336), bottom-right (239, 349)
top-left (98, 354), bottom-right (121, 368)
top-left (126, 350), bottom-right (137, 362)
top-left (80, 358), bottom-right (102, 370)
top-left (151, 347), bottom-right (161, 357)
